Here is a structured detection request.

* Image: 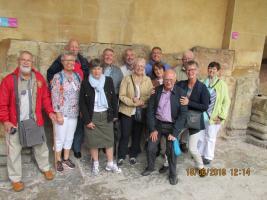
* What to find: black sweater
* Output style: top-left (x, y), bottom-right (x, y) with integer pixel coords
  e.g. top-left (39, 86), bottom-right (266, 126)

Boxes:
top-left (79, 76), bottom-right (118, 125)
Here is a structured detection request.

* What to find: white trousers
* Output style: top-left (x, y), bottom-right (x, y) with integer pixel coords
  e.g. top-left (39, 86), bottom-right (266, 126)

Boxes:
top-left (198, 123), bottom-right (221, 160)
top-left (54, 117), bottom-right (78, 152)
top-left (189, 131), bottom-right (204, 169)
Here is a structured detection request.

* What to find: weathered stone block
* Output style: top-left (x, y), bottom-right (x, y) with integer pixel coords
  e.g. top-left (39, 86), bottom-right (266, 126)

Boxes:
top-left (192, 46), bottom-right (234, 77)
top-left (227, 76), bottom-right (258, 129)
top-left (251, 96), bottom-right (267, 113)
top-left (22, 148), bottom-right (32, 155)
top-left (0, 123), bottom-right (5, 138)
top-left (251, 110), bottom-right (267, 119)
top-left (22, 154), bottom-right (33, 164)
top-left (0, 166), bottom-right (8, 181)
top-left (0, 138), bottom-right (7, 156)
top-left (0, 156), bottom-right (7, 166)
top-left (38, 42), bottom-right (65, 77)
top-left (246, 135), bottom-right (267, 149)
top-left (247, 121), bottom-right (267, 134)
top-left (250, 114), bottom-right (267, 125)
top-left (6, 40), bottom-right (39, 72)
top-left (247, 129), bottom-right (267, 140)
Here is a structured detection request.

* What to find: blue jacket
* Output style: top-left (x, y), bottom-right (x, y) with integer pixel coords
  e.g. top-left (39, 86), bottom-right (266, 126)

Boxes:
top-left (147, 84), bottom-right (188, 137)
top-left (176, 80), bottom-right (210, 133)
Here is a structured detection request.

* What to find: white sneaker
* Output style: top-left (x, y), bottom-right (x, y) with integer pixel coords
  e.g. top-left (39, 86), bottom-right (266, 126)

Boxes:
top-left (105, 163), bottom-right (122, 173)
top-left (92, 165), bottom-right (99, 176)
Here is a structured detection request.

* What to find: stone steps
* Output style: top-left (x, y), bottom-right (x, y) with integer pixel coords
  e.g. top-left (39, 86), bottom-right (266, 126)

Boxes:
top-left (246, 96), bottom-right (267, 148)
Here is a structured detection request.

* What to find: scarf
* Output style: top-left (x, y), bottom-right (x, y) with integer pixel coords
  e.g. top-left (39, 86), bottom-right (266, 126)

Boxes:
top-left (89, 74), bottom-right (108, 108)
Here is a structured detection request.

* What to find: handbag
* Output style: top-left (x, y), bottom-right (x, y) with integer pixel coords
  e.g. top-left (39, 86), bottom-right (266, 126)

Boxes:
top-left (186, 110), bottom-right (202, 130)
top-left (173, 138), bottom-right (182, 156)
top-left (19, 118), bottom-right (46, 147)
top-left (13, 75), bottom-right (46, 147)
top-left (130, 75), bottom-right (146, 123)
top-left (135, 106), bottom-right (146, 122)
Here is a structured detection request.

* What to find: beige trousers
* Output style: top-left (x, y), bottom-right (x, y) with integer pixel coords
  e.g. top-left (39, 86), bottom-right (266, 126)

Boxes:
top-left (5, 128), bottom-right (50, 182)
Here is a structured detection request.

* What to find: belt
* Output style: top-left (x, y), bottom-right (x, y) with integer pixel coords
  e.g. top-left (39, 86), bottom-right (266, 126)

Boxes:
top-left (157, 120), bottom-right (174, 125)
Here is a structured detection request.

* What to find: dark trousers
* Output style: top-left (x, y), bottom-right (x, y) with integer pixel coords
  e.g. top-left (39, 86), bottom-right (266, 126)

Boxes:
top-left (72, 116), bottom-right (84, 153)
top-left (118, 113), bottom-right (144, 159)
top-left (113, 120), bottom-right (120, 157)
top-left (146, 121), bottom-right (177, 178)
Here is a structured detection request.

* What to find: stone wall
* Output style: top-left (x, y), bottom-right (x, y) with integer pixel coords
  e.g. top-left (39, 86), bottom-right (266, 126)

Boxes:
top-left (0, 0), bottom-right (229, 53)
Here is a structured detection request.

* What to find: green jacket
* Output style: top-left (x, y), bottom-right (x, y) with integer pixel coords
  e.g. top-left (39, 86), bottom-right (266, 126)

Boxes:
top-left (203, 77), bottom-right (231, 124)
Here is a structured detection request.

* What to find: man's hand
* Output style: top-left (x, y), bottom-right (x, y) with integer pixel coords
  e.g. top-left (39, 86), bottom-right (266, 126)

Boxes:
top-left (49, 113), bottom-right (57, 122)
top-left (3, 121), bottom-right (16, 134)
top-left (150, 130), bottom-right (158, 142)
top-left (86, 122), bottom-right (95, 129)
top-left (167, 134), bottom-right (176, 141)
top-left (180, 96), bottom-right (189, 106)
top-left (151, 88), bottom-right (155, 95)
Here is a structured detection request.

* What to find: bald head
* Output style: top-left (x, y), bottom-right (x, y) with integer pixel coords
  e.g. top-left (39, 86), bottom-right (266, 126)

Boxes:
top-left (182, 50), bottom-right (194, 65)
top-left (163, 69), bottom-right (176, 91)
top-left (65, 39), bottom-right (80, 56)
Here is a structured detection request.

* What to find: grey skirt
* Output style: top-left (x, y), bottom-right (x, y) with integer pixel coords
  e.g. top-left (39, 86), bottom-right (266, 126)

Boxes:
top-left (84, 111), bottom-right (114, 149)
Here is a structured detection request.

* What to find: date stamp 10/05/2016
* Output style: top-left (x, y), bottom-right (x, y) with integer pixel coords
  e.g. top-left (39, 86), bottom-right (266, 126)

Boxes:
top-left (186, 168), bottom-right (251, 177)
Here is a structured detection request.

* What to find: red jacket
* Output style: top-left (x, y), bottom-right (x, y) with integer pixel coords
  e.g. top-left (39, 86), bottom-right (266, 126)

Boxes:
top-left (0, 67), bottom-right (54, 126)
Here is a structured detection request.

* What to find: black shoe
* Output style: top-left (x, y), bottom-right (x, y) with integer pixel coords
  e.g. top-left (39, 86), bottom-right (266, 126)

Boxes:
top-left (159, 165), bottom-right (169, 174)
top-left (117, 159), bottom-right (124, 166)
top-left (180, 143), bottom-right (188, 153)
top-left (169, 176), bottom-right (178, 185)
top-left (203, 158), bottom-right (211, 165)
top-left (129, 157), bottom-right (137, 165)
top-left (141, 168), bottom-right (154, 176)
top-left (74, 152), bottom-right (81, 159)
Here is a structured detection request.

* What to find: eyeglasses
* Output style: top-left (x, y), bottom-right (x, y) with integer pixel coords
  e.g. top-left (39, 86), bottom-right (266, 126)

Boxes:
top-left (63, 59), bottom-right (75, 62)
top-left (186, 68), bottom-right (197, 72)
top-left (20, 59), bottom-right (33, 63)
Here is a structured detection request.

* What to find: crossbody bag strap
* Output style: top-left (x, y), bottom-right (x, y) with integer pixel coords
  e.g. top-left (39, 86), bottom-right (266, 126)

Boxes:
top-left (13, 74), bottom-right (20, 123)
top-left (27, 75), bottom-right (34, 119)
top-left (130, 75), bottom-right (137, 97)
top-left (211, 78), bottom-right (220, 89)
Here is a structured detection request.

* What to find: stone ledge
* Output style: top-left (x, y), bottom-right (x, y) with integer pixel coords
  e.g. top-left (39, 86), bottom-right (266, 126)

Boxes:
top-left (247, 121), bottom-right (267, 134)
top-left (0, 166), bottom-right (8, 181)
top-left (250, 114), bottom-right (267, 125)
top-left (247, 128), bottom-right (267, 140)
top-left (246, 135), bottom-right (267, 149)
top-left (0, 156), bottom-right (7, 166)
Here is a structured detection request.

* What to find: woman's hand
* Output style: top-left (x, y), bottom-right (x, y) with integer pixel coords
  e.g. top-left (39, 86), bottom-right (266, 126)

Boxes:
top-left (133, 97), bottom-right (139, 103)
top-left (138, 99), bottom-right (144, 106)
top-left (56, 113), bottom-right (64, 125)
top-left (213, 116), bottom-right (222, 124)
top-left (180, 96), bottom-right (189, 106)
top-left (86, 122), bottom-right (96, 129)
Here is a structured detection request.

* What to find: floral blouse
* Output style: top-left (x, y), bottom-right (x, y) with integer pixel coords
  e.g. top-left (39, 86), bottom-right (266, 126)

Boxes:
top-left (51, 71), bottom-right (81, 118)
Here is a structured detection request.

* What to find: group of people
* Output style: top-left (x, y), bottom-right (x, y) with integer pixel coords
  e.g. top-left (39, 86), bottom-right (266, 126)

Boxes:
top-left (0, 38), bottom-right (230, 191)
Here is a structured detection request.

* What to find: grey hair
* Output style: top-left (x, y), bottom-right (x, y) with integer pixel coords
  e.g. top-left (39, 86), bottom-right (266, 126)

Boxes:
top-left (61, 51), bottom-right (75, 61)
